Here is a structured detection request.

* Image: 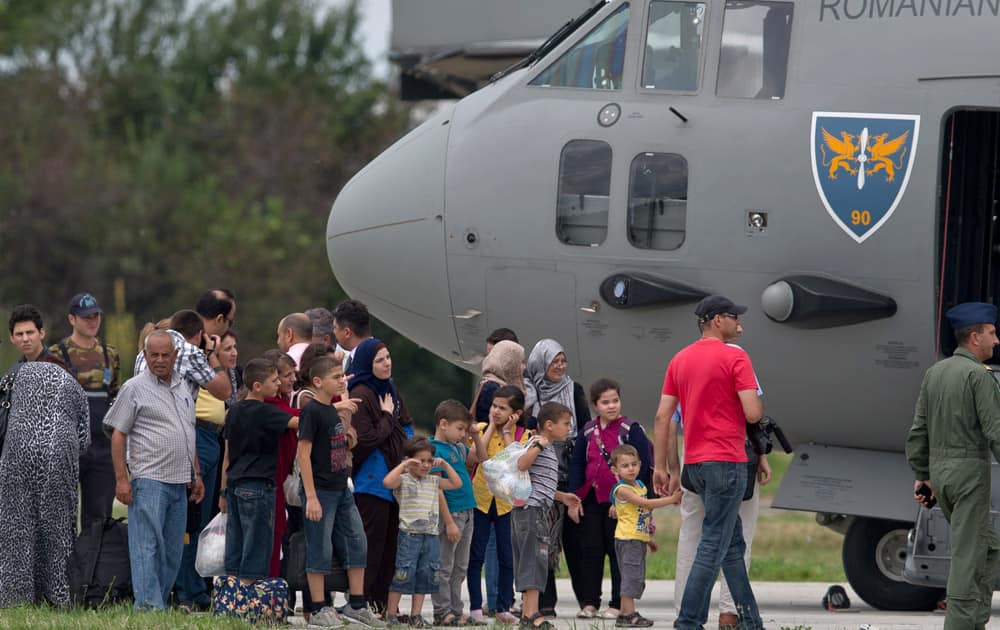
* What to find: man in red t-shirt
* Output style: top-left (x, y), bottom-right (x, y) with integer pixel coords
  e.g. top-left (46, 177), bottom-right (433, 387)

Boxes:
top-left (652, 295), bottom-right (764, 630)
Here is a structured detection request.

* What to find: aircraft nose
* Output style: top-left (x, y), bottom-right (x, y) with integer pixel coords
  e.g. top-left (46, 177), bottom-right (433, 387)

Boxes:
top-left (326, 104), bottom-right (459, 357)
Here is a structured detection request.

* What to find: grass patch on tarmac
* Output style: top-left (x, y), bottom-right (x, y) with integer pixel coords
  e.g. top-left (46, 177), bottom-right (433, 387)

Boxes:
top-left (0, 606), bottom-right (247, 630)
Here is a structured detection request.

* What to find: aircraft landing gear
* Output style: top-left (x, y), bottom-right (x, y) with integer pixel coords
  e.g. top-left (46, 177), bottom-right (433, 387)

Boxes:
top-left (842, 517), bottom-right (944, 611)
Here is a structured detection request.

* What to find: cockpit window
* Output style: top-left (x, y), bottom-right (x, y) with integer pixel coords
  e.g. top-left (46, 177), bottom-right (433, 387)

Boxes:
top-left (530, 4), bottom-right (630, 90)
top-left (716, 1), bottom-right (793, 99)
top-left (556, 140), bottom-right (612, 246)
top-left (627, 152), bottom-right (687, 250)
top-left (641, 2), bottom-right (706, 92)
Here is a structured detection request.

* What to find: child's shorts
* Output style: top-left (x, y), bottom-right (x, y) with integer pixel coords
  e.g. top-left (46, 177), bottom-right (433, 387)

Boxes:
top-left (510, 505), bottom-right (550, 593)
top-left (303, 486), bottom-right (367, 574)
top-left (615, 538), bottom-right (647, 598)
top-left (390, 531), bottom-right (440, 595)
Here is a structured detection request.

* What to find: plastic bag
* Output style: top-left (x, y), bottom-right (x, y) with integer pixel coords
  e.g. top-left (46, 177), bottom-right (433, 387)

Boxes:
top-left (482, 439), bottom-right (534, 507)
top-left (283, 460), bottom-right (302, 508)
top-left (196, 512), bottom-right (227, 577)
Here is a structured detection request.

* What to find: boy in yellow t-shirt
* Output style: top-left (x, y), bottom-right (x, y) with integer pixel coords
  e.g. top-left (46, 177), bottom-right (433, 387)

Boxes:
top-left (610, 445), bottom-right (681, 628)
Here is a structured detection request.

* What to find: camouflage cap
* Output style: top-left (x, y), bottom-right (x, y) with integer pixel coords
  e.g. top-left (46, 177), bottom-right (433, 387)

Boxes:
top-left (68, 293), bottom-right (103, 317)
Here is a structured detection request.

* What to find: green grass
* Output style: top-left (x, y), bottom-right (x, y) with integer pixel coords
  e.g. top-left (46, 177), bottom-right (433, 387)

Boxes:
top-left (0, 605), bottom-right (249, 629)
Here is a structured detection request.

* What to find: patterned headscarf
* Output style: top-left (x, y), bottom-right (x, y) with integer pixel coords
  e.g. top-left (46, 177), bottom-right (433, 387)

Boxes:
top-left (481, 340), bottom-right (525, 387)
top-left (524, 338), bottom-right (576, 421)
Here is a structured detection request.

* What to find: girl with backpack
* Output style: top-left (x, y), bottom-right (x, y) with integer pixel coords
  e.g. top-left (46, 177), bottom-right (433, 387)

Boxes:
top-left (567, 378), bottom-right (654, 620)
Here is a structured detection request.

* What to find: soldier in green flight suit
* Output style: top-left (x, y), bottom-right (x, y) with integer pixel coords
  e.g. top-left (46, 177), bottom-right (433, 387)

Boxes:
top-left (906, 301), bottom-right (1000, 630)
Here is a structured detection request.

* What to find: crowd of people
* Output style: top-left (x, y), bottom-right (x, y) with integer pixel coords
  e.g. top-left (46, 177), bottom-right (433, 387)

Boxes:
top-left (1, 290), bottom-right (776, 630)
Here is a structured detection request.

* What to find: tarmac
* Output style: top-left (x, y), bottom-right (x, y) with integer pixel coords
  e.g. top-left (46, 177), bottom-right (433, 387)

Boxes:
top-left (288, 579), bottom-right (1000, 629)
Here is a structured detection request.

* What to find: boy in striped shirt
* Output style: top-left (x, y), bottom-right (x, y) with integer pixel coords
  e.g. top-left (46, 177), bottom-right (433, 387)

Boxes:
top-left (512, 402), bottom-right (583, 630)
top-left (383, 437), bottom-right (462, 627)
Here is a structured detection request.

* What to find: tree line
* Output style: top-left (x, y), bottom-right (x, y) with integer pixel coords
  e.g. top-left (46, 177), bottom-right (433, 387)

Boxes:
top-left (0, 0), bottom-right (473, 426)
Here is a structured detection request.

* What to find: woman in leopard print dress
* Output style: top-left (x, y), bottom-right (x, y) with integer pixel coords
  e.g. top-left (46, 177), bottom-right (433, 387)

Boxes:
top-left (0, 361), bottom-right (90, 607)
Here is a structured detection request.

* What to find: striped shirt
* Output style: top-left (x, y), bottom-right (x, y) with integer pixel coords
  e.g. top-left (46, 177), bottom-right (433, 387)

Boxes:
top-left (134, 330), bottom-right (215, 399)
top-left (103, 369), bottom-right (197, 484)
top-left (525, 443), bottom-right (558, 509)
top-left (394, 473), bottom-right (440, 534)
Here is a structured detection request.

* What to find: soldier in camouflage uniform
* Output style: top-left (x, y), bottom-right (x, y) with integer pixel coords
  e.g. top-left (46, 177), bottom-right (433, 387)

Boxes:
top-left (51, 293), bottom-right (120, 528)
top-left (906, 302), bottom-right (1000, 630)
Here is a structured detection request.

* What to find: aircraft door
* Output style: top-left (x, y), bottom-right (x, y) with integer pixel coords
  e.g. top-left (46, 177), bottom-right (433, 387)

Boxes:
top-left (485, 267), bottom-right (580, 377)
top-left (938, 110), bottom-right (1000, 360)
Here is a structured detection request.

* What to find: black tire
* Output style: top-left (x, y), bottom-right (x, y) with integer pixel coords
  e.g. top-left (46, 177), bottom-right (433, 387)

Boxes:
top-left (842, 517), bottom-right (944, 611)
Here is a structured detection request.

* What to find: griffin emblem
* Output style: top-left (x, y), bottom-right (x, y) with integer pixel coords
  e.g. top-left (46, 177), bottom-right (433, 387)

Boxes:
top-left (819, 128), bottom-right (858, 180)
top-left (866, 130), bottom-right (910, 183)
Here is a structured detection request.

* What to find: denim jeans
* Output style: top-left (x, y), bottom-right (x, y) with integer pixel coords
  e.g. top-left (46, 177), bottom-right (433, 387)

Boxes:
top-left (224, 479), bottom-right (276, 579)
top-left (174, 426), bottom-right (221, 602)
top-left (467, 503), bottom-right (513, 612)
top-left (129, 478), bottom-right (188, 610)
top-left (676, 462), bottom-right (762, 630)
top-left (485, 528), bottom-right (499, 611)
top-left (303, 486), bottom-right (367, 573)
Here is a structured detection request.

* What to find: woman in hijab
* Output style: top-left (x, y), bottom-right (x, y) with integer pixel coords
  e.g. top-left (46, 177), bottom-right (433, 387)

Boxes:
top-left (471, 340), bottom-right (526, 423)
top-left (0, 361), bottom-right (89, 607)
top-left (348, 338), bottom-right (414, 614)
top-left (524, 339), bottom-right (590, 618)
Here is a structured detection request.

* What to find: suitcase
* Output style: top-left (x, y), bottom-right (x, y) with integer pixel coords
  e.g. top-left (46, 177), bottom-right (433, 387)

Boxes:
top-left (212, 575), bottom-right (290, 624)
top-left (68, 517), bottom-right (133, 607)
top-left (283, 530), bottom-right (349, 593)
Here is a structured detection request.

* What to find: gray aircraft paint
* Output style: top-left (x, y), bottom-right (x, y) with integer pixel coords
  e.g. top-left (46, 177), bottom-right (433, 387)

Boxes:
top-left (329, 0), bottom-right (1000, 607)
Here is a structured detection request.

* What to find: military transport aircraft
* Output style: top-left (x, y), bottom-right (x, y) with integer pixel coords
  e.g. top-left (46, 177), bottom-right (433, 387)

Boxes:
top-left (327, 0), bottom-right (1000, 611)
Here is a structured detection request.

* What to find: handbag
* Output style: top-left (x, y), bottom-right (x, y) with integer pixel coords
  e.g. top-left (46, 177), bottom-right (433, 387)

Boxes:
top-left (0, 364), bottom-right (22, 452)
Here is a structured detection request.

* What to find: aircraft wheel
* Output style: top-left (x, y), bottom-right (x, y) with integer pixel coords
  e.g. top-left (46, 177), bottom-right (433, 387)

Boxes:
top-left (842, 517), bottom-right (943, 611)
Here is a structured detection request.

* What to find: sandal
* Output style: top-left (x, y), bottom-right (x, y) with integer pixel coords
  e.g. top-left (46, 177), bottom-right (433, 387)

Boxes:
top-left (520, 612), bottom-right (555, 630)
top-left (538, 608), bottom-right (557, 619)
top-left (434, 612), bottom-right (460, 626)
top-left (460, 614), bottom-right (488, 626)
top-left (616, 612), bottom-right (654, 628)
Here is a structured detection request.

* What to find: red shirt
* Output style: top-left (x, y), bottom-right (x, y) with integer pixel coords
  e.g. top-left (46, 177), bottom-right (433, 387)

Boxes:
top-left (662, 338), bottom-right (758, 464)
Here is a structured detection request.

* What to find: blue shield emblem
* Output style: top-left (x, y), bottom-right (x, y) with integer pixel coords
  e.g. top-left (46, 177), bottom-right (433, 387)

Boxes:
top-left (811, 112), bottom-right (920, 243)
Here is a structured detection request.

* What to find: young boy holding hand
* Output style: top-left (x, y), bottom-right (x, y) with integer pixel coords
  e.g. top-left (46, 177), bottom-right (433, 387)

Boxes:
top-left (610, 444), bottom-right (681, 628)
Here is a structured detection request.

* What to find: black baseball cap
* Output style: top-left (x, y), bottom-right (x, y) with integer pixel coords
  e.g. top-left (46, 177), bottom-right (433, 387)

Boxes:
top-left (68, 293), bottom-right (103, 317)
top-left (695, 295), bottom-right (747, 321)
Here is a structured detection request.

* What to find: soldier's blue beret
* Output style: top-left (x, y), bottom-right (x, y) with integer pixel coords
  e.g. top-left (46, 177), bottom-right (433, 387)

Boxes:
top-left (946, 302), bottom-right (998, 331)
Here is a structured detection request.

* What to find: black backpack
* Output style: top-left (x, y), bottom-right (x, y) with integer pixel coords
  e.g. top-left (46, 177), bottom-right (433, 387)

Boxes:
top-left (69, 517), bottom-right (133, 607)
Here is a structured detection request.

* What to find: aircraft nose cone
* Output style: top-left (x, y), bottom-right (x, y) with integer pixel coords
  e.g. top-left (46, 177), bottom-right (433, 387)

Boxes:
top-left (327, 104), bottom-right (459, 357)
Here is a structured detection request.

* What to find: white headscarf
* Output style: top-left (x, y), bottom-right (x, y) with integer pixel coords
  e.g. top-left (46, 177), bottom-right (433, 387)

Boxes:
top-left (524, 339), bottom-right (576, 428)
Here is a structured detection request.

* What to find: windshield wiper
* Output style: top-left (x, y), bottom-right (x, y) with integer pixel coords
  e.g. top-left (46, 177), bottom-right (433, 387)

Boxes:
top-left (489, 0), bottom-right (610, 84)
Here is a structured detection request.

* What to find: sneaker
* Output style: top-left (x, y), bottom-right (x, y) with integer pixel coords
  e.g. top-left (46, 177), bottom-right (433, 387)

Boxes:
top-left (577, 606), bottom-right (597, 619)
top-left (496, 612), bottom-right (520, 624)
top-left (599, 608), bottom-right (621, 619)
top-left (311, 606), bottom-right (343, 627)
top-left (342, 604), bottom-right (388, 628)
top-left (409, 615), bottom-right (432, 628)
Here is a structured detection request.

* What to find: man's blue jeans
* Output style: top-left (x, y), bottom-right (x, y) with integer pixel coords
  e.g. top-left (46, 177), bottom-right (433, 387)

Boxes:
top-left (129, 478), bottom-right (188, 610)
top-left (677, 462), bottom-right (762, 630)
top-left (174, 426), bottom-right (221, 603)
